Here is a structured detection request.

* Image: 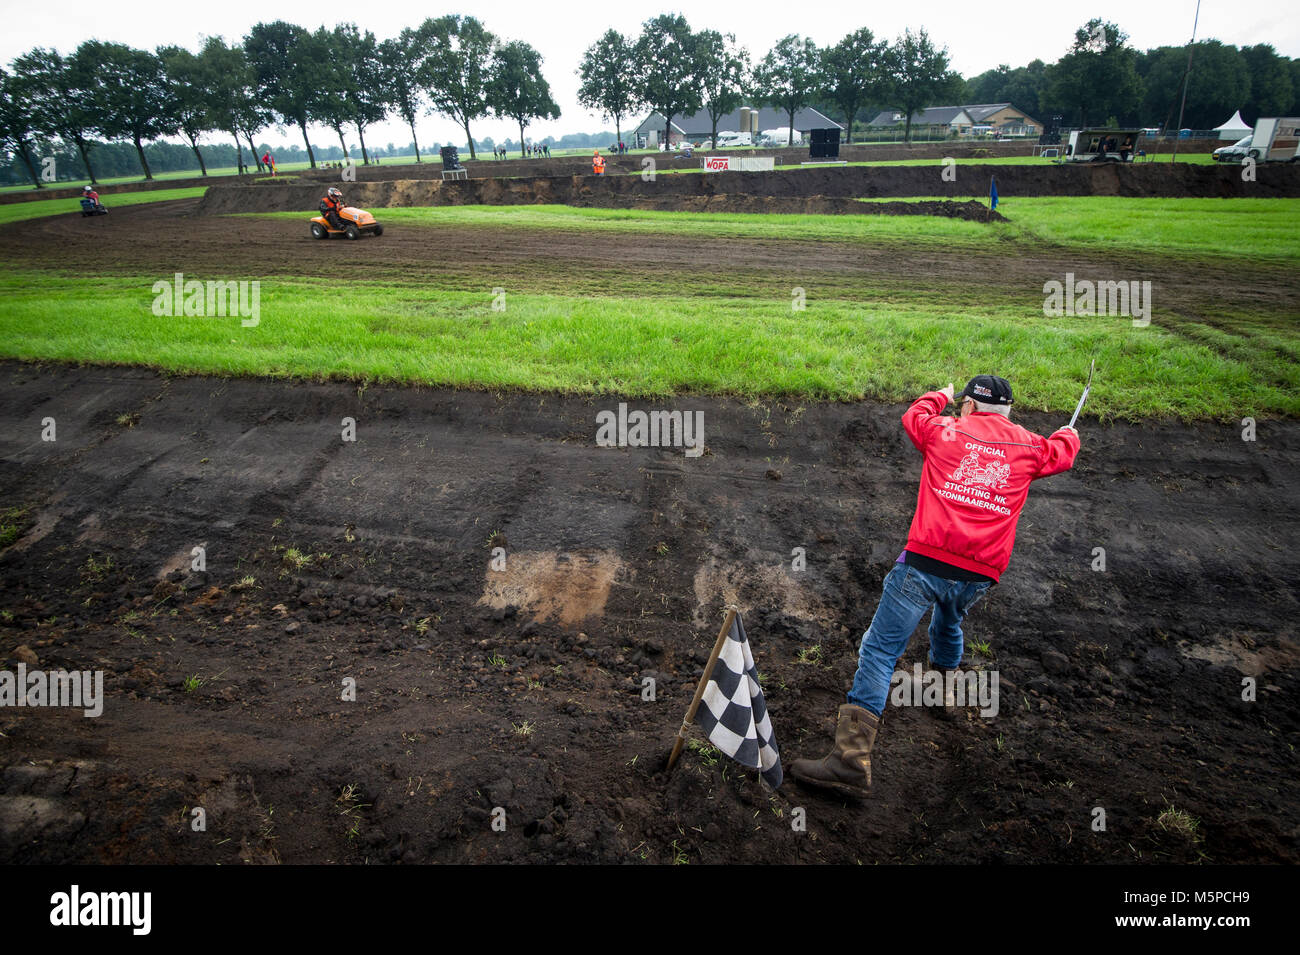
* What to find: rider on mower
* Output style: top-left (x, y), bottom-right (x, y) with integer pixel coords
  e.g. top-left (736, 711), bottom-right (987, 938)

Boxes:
top-left (319, 187), bottom-right (345, 230)
top-left (83, 185), bottom-right (100, 207)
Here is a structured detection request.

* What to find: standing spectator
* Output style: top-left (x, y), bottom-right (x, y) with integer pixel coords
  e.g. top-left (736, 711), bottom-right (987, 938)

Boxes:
top-left (261, 151), bottom-right (277, 176)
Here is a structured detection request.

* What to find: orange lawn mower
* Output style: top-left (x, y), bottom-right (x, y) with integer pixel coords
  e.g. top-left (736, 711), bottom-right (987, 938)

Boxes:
top-left (310, 191), bottom-right (383, 240)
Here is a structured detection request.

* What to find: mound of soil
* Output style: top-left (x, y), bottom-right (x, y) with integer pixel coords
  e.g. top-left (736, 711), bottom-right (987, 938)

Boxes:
top-left (0, 363), bottom-right (1296, 864)
top-left (198, 162), bottom-right (1300, 218)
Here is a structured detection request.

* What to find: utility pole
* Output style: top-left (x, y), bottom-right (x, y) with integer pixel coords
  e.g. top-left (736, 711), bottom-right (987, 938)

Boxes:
top-left (1170, 0), bottom-right (1202, 163)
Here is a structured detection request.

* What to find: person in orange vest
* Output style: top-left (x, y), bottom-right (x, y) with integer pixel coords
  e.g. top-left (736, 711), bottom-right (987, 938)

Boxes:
top-left (592, 150), bottom-right (605, 176)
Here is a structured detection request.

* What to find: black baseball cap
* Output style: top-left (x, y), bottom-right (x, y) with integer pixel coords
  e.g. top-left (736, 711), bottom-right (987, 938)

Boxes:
top-left (957, 375), bottom-right (1013, 406)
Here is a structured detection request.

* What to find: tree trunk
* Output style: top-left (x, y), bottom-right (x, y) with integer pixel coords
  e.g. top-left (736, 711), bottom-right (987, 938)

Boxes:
top-left (408, 119), bottom-right (422, 162)
top-left (232, 132), bottom-right (245, 174)
top-left (17, 142), bottom-right (41, 188)
top-left (788, 109), bottom-right (796, 147)
top-left (335, 125), bottom-right (349, 158)
top-left (357, 125), bottom-right (370, 164)
top-left (664, 113), bottom-right (673, 149)
top-left (298, 119), bottom-right (316, 168)
top-left (246, 132), bottom-right (264, 172)
top-left (188, 135), bottom-right (208, 175)
top-left (133, 136), bottom-right (153, 179)
top-left (615, 116), bottom-right (621, 146)
top-left (463, 120), bottom-right (476, 160)
top-left (75, 136), bottom-right (97, 184)
top-left (904, 112), bottom-right (913, 144)
top-left (711, 115), bottom-right (719, 147)
top-left (519, 119), bottom-right (527, 158)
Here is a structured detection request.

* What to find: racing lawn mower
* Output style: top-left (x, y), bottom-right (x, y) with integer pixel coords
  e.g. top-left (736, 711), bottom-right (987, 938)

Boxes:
top-left (310, 205), bottom-right (383, 240)
top-left (79, 197), bottom-right (107, 217)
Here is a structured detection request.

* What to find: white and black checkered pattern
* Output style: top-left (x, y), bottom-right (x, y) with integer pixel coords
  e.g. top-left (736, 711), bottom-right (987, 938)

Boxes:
top-left (696, 612), bottom-right (782, 788)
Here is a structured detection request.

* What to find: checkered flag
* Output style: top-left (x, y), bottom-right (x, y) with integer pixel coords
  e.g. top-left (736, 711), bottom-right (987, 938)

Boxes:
top-left (696, 611), bottom-right (782, 788)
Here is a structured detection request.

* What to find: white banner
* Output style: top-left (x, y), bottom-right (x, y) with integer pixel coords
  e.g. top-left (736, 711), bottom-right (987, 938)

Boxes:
top-left (702, 156), bottom-right (730, 172)
top-left (736, 157), bottom-right (775, 172)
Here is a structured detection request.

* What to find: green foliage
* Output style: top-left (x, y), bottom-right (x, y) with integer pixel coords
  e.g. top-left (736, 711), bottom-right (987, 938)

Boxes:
top-left (577, 29), bottom-right (641, 144)
top-left (487, 40), bottom-right (561, 157)
top-left (753, 34), bottom-right (822, 146)
top-left (634, 14), bottom-right (705, 146)
top-left (820, 29), bottom-right (888, 143)
top-left (696, 31), bottom-right (749, 146)
top-left (417, 15), bottom-right (497, 160)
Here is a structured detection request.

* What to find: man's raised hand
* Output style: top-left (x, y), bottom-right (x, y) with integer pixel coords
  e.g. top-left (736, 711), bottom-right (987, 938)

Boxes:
top-left (940, 382), bottom-right (955, 403)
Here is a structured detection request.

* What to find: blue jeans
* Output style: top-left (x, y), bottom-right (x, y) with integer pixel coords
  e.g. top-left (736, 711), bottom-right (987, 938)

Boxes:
top-left (847, 563), bottom-right (992, 716)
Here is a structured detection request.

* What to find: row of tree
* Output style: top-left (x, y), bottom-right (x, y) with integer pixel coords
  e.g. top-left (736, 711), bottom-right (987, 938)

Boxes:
top-left (0, 15), bottom-right (564, 186)
top-left (578, 16), bottom-right (959, 147)
top-left (4, 14), bottom-right (1297, 187)
top-left (964, 20), bottom-right (1300, 130)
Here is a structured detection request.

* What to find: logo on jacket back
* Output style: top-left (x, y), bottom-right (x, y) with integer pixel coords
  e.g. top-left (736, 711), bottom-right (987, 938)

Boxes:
top-left (951, 450), bottom-right (1011, 489)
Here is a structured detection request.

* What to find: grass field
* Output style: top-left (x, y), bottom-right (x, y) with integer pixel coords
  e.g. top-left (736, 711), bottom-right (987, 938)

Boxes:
top-left (0, 187), bottom-right (209, 225)
top-left (1, 193), bottom-right (1297, 420)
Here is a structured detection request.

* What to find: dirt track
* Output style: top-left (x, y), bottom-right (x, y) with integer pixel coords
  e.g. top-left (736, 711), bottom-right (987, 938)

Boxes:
top-left (0, 362), bottom-right (1295, 863)
top-left (1, 200), bottom-right (1291, 323)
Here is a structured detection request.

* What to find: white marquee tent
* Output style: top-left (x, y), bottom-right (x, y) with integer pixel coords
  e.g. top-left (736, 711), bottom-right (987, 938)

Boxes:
top-left (1213, 111), bottom-right (1252, 138)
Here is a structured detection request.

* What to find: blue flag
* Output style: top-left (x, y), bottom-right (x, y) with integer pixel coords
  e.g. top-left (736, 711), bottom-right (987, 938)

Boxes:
top-left (990, 176), bottom-right (998, 210)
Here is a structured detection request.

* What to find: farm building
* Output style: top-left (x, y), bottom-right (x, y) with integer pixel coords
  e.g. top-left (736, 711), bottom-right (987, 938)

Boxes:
top-left (632, 106), bottom-right (842, 146)
top-left (867, 103), bottom-right (1041, 137)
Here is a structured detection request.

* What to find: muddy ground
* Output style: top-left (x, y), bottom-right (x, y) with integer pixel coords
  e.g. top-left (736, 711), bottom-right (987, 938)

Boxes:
top-left (0, 362), bottom-right (1296, 864)
top-left (201, 163), bottom-right (1300, 217)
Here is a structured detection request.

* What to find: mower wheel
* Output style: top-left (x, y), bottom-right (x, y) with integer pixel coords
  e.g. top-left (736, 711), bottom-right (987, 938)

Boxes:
top-left (373, 224), bottom-right (383, 236)
top-left (345, 223), bottom-right (360, 240)
top-left (310, 223), bottom-right (328, 239)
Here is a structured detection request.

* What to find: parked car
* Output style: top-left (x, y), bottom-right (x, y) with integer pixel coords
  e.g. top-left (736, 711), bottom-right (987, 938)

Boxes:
top-left (1213, 136), bottom-right (1252, 162)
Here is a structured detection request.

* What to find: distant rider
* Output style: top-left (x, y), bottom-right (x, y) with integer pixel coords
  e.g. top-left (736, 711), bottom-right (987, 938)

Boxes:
top-left (83, 185), bottom-right (101, 209)
top-left (319, 187), bottom-right (345, 230)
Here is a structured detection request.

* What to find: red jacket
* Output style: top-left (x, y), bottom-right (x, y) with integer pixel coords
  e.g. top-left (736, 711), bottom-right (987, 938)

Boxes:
top-left (901, 390), bottom-right (1079, 582)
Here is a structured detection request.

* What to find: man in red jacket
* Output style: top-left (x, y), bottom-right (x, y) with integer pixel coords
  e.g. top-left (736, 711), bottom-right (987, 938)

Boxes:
top-left (791, 375), bottom-right (1080, 796)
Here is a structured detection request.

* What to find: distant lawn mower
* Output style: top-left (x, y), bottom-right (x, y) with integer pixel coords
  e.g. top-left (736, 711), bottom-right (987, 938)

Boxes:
top-left (310, 206), bottom-right (383, 240)
top-left (78, 197), bottom-right (107, 217)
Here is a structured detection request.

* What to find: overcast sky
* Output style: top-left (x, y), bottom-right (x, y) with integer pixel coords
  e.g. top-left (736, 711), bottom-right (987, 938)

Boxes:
top-left (2, 0), bottom-right (1294, 148)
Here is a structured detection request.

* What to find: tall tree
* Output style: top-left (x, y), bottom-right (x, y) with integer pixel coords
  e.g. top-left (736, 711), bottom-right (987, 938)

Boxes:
top-left (634, 14), bottom-right (704, 149)
top-left (12, 47), bottom-right (100, 183)
top-left (79, 42), bottom-right (172, 178)
top-left (333, 24), bottom-right (387, 164)
top-left (199, 37), bottom-right (270, 174)
top-left (1043, 19), bottom-right (1143, 127)
top-left (696, 30), bottom-right (749, 148)
top-left (488, 40), bottom-right (560, 158)
top-left (882, 28), bottom-right (959, 142)
top-left (420, 15), bottom-right (496, 160)
top-left (754, 35), bottom-right (821, 146)
top-left (244, 21), bottom-right (323, 168)
top-left (821, 28), bottom-right (887, 144)
top-left (577, 29), bottom-right (641, 146)
top-left (312, 26), bottom-right (354, 159)
top-left (381, 29), bottom-right (428, 162)
top-left (158, 45), bottom-right (213, 175)
top-left (1240, 45), bottom-right (1290, 123)
top-left (0, 67), bottom-right (43, 187)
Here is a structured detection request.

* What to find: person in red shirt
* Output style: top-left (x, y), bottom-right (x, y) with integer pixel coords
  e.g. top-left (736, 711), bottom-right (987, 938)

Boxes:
top-left (791, 375), bottom-right (1080, 796)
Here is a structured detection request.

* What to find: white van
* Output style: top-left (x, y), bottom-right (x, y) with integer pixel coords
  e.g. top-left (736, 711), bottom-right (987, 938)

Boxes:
top-left (759, 128), bottom-right (802, 146)
top-left (715, 131), bottom-right (752, 148)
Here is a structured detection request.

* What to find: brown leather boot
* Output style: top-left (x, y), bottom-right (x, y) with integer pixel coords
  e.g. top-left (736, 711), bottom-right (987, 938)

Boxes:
top-left (789, 704), bottom-right (879, 796)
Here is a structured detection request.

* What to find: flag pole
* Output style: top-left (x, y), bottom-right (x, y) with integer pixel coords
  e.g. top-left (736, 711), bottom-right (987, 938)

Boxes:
top-left (666, 605), bottom-right (737, 774)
